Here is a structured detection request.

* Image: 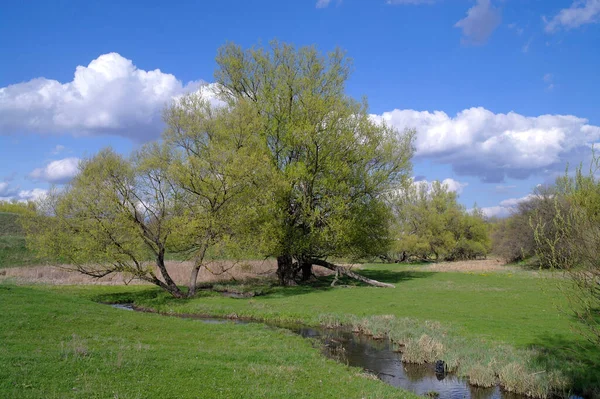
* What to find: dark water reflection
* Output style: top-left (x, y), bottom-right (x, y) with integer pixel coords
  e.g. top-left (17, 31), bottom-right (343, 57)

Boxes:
top-left (293, 325), bottom-right (523, 399)
top-left (111, 304), bottom-right (525, 399)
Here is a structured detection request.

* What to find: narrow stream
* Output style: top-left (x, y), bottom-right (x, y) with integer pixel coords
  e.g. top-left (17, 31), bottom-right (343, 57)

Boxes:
top-left (111, 303), bottom-right (524, 399)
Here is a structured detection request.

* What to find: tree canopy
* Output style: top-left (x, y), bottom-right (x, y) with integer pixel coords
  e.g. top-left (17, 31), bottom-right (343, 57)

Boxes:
top-left (389, 180), bottom-right (490, 262)
top-left (27, 41), bottom-right (415, 294)
top-left (215, 41), bottom-right (415, 284)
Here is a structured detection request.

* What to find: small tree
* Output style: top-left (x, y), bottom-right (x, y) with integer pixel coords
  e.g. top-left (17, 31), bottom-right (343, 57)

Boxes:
top-left (533, 156), bottom-right (600, 344)
top-left (390, 180), bottom-right (490, 262)
top-left (27, 147), bottom-right (189, 297)
top-left (215, 41), bottom-right (415, 286)
top-left (162, 94), bottom-right (268, 296)
top-left (491, 186), bottom-right (557, 265)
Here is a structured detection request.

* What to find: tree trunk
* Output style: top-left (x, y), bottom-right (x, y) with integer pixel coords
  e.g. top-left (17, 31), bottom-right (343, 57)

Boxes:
top-left (156, 250), bottom-right (184, 297)
top-left (300, 260), bottom-right (313, 281)
top-left (187, 265), bottom-right (201, 298)
top-left (311, 259), bottom-right (395, 288)
top-left (277, 255), bottom-right (297, 286)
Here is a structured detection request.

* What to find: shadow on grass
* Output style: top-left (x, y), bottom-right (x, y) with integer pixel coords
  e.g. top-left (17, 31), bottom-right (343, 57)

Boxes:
top-left (356, 269), bottom-right (435, 284)
top-left (530, 333), bottom-right (600, 398)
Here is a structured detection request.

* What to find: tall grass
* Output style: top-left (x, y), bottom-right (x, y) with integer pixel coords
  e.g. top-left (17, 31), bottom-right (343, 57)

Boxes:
top-left (318, 313), bottom-right (568, 398)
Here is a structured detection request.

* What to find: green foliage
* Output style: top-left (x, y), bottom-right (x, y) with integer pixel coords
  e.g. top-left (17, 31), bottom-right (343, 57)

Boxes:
top-left (390, 181), bottom-right (490, 262)
top-left (533, 152), bottom-right (600, 345)
top-left (491, 186), bottom-right (556, 266)
top-left (0, 212), bottom-right (60, 268)
top-left (0, 212), bottom-right (24, 236)
top-left (0, 200), bottom-right (36, 216)
top-left (215, 41), bottom-right (415, 282)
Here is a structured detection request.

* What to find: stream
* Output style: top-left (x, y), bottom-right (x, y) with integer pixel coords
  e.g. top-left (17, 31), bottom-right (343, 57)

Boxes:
top-left (110, 303), bottom-right (525, 399)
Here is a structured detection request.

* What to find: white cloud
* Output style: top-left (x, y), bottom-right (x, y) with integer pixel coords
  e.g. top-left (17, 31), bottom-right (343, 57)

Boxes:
top-left (17, 188), bottom-right (49, 202)
top-left (455, 0), bottom-right (502, 45)
top-left (29, 157), bottom-right (80, 184)
top-left (0, 182), bottom-right (19, 197)
top-left (373, 107), bottom-right (600, 182)
top-left (441, 178), bottom-right (468, 194)
top-left (0, 187), bottom-right (48, 203)
top-left (545, 0), bottom-right (600, 33)
top-left (412, 178), bottom-right (468, 195)
top-left (480, 194), bottom-right (537, 218)
top-left (0, 53), bottom-right (217, 141)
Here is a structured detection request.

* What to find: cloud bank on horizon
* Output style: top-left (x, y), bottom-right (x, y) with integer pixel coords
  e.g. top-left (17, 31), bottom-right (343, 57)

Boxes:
top-left (1, 52), bottom-right (599, 191)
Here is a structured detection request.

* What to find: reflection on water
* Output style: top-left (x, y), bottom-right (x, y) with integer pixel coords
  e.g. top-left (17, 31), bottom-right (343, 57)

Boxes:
top-left (292, 326), bottom-right (524, 399)
top-left (111, 304), bottom-right (525, 399)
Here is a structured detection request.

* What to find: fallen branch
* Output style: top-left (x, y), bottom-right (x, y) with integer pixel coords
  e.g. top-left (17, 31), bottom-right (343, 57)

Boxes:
top-left (311, 259), bottom-right (395, 288)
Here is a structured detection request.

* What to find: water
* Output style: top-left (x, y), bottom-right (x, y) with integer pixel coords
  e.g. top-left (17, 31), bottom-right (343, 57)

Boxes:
top-left (110, 304), bottom-right (523, 399)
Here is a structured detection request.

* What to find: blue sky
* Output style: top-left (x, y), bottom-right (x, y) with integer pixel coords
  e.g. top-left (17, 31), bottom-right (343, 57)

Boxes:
top-left (1, 0), bottom-right (599, 216)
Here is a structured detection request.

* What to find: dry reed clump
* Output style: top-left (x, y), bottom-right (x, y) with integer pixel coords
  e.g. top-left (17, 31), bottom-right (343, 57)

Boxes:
top-left (315, 313), bottom-right (568, 398)
top-left (498, 363), bottom-right (568, 399)
top-left (401, 334), bottom-right (444, 364)
top-left (466, 362), bottom-right (498, 387)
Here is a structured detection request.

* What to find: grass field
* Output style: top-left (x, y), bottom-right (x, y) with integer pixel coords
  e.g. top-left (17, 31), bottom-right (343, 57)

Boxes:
top-left (0, 283), bottom-right (417, 399)
top-left (62, 263), bottom-right (597, 397)
top-left (2, 256), bottom-right (598, 397)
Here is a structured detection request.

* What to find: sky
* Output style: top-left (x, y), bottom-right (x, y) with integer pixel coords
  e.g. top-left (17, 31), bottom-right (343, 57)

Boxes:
top-left (1, 0), bottom-right (599, 217)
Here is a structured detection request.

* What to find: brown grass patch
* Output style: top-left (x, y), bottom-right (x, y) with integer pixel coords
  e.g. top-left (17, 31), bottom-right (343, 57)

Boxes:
top-left (0, 259), bottom-right (350, 286)
top-left (417, 258), bottom-right (517, 273)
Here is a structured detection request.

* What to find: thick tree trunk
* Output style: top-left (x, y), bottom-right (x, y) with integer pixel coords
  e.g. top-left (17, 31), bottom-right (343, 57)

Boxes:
top-left (277, 255), bottom-right (297, 286)
top-left (311, 259), bottom-right (395, 288)
top-left (300, 260), bottom-right (313, 281)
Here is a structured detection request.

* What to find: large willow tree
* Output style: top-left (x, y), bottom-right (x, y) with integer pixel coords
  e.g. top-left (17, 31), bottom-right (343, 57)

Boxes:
top-left (215, 41), bottom-right (415, 285)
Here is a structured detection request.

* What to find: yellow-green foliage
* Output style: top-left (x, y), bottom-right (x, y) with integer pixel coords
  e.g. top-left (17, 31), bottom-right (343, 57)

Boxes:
top-left (390, 180), bottom-right (491, 261)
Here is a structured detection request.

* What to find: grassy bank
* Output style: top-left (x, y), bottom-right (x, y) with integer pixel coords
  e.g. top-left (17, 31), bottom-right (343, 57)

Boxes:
top-left (0, 283), bottom-right (417, 399)
top-left (63, 264), bottom-right (599, 397)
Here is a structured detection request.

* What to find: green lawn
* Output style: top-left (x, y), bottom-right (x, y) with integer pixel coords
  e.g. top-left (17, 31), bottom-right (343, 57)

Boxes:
top-left (64, 264), bottom-right (598, 397)
top-left (0, 284), bottom-right (416, 399)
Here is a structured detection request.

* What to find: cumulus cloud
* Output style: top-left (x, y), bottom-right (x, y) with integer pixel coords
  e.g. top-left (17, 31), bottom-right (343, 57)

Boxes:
top-left (29, 158), bottom-right (80, 184)
top-left (413, 177), bottom-right (469, 194)
top-left (545, 0), bottom-right (600, 32)
top-left (455, 0), bottom-right (502, 45)
top-left (0, 181), bottom-right (19, 197)
top-left (480, 194), bottom-right (538, 218)
top-left (373, 107), bottom-right (600, 183)
top-left (0, 53), bottom-right (218, 141)
top-left (17, 188), bottom-right (49, 202)
top-left (0, 186), bottom-right (48, 203)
